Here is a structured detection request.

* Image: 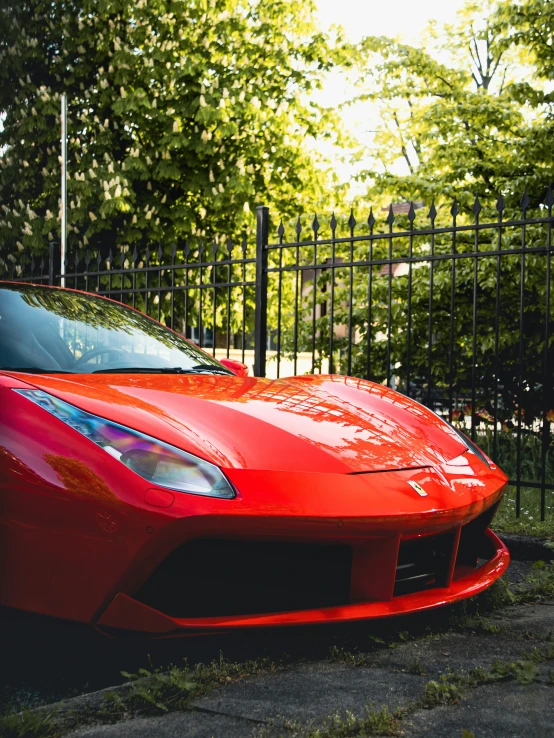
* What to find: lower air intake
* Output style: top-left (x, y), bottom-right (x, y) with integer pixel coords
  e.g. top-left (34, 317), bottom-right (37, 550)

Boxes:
top-left (135, 539), bottom-right (353, 618)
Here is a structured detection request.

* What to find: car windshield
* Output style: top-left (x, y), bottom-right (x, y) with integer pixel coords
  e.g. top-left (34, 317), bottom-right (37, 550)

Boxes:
top-left (0, 284), bottom-right (232, 375)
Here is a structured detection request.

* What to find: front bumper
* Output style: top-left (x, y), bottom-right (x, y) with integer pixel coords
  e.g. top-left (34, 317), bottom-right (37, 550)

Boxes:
top-left (96, 525), bottom-right (509, 635)
top-left (93, 454), bottom-right (510, 635)
top-left (1, 386), bottom-right (510, 631)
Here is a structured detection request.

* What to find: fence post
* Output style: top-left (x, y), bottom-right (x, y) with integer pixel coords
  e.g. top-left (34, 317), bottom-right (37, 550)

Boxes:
top-left (254, 205), bottom-right (269, 377)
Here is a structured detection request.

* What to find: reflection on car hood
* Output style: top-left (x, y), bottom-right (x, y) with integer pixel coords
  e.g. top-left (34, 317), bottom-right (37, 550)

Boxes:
top-left (8, 373), bottom-right (467, 474)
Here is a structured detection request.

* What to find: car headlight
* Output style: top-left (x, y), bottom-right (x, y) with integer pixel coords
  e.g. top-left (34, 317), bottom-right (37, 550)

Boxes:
top-left (14, 389), bottom-right (235, 498)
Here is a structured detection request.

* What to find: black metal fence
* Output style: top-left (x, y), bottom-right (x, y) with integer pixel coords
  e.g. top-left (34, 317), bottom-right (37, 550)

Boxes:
top-left (3, 232), bottom-right (258, 366)
top-left (2, 193), bottom-right (553, 520)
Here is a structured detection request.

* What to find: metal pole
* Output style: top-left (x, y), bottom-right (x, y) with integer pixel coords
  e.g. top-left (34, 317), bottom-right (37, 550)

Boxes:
top-left (60, 93), bottom-right (67, 287)
top-left (253, 206), bottom-right (269, 377)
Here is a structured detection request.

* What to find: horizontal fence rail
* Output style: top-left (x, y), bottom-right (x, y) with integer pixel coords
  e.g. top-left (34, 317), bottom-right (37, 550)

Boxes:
top-left (2, 192), bottom-right (553, 521)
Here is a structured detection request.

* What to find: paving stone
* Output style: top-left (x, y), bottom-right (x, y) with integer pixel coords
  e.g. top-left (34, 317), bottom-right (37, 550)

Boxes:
top-left (194, 662), bottom-right (425, 727)
top-left (488, 601), bottom-right (554, 637)
top-left (371, 602), bottom-right (554, 676)
top-left (66, 709), bottom-right (266, 738)
top-left (405, 682), bottom-right (554, 738)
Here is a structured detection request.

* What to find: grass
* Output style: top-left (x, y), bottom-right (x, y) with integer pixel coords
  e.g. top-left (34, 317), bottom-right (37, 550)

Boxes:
top-left (103, 653), bottom-right (276, 718)
top-left (0, 709), bottom-right (59, 738)
top-left (477, 428), bottom-right (553, 486)
top-left (328, 563), bottom-right (554, 670)
top-left (494, 485), bottom-right (554, 538)
top-left (0, 654), bottom-right (278, 738)
top-left (419, 677), bottom-right (461, 707)
top-left (517, 560), bottom-right (554, 602)
top-left (295, 705), bottom-right (402, 737)
top-left (284, 647), bottom-right (554, 738)
top-left (405, 658), bottom-right (428, 676)
top-left (470, 659), bottom-right (540, 685)
top-left (105, 561), bottom-right (554, 738)
top-left (458, 560), bottom-right (554, 619)
top-left (467, 427), bottom-right (554, 537)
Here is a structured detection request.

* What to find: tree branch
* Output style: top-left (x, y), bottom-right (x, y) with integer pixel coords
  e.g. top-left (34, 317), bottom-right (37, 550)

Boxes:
top-left (393, 111), bottom-right (415, 174)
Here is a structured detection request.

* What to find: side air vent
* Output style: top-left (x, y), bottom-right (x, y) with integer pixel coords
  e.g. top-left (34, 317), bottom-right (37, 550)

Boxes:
top-left (394, 532), bottom-right (454, 597)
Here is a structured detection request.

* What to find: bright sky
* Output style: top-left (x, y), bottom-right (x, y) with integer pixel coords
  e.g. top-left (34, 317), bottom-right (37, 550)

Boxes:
top-left (313, 0), bottom-right (467, 193)
top-left (316, 0), bottom-right (466, 44)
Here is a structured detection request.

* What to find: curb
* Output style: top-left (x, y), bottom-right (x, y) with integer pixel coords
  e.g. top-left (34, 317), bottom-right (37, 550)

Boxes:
top-left (497, 532), bottom-right (554, 562)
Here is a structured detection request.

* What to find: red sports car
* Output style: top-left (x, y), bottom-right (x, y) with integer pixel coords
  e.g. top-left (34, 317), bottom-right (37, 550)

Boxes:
top-left (0, 282), bottom-right (509, 635)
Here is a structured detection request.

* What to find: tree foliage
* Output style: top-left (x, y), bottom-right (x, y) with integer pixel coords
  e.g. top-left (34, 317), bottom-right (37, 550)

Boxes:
top-left (351, 0), bottom-right (553, 207)
top-left (1, 0), bottom-right (553, 437)
top-left (279, 1), bottom-right (554, 435)
top-left (0, 0), bottom-right (348, 261)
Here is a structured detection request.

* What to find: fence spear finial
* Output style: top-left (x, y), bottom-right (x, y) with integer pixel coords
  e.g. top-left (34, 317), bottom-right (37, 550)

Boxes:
top-left (428, 200), bottom-right (437, 222)
top-left (367, 208), bottom-right (375, 230)
top-left (312, 213), bottom-right (320, 236)
top-left (520, 187), bottom-right (530, 214)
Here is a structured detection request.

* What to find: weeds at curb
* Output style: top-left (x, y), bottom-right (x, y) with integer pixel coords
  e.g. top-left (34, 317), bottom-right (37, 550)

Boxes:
top-left (405, 658), bottom-right (428, 676)
top-left (0, 709), bottom-right (59, 738)
top-left (291, 705), bottom-right (402, 737)
top-left (285, 653), bottom-right (552, 738)
top-left (103, 653), bottom-right (277, 718)
top-left (419, 677), bottom-right (461, 708)
top-left (328, 646), bottom-right (370, 666)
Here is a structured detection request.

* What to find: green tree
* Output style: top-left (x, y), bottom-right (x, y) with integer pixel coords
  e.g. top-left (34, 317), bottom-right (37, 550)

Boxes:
top-left (496, 0), bottom-right (554, 81)
top-left (350, 1), bottom-right (546, 206)
top-left (0, 0), bottom-right (349, 262)
top-left (279, 1), bottom-right (553, 445)
top-left (494, 0), bottom-right (554, 197)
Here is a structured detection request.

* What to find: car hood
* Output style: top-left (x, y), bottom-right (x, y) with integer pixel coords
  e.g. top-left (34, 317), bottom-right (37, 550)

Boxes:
top-left (8, 372), bottom-right (467, 474)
